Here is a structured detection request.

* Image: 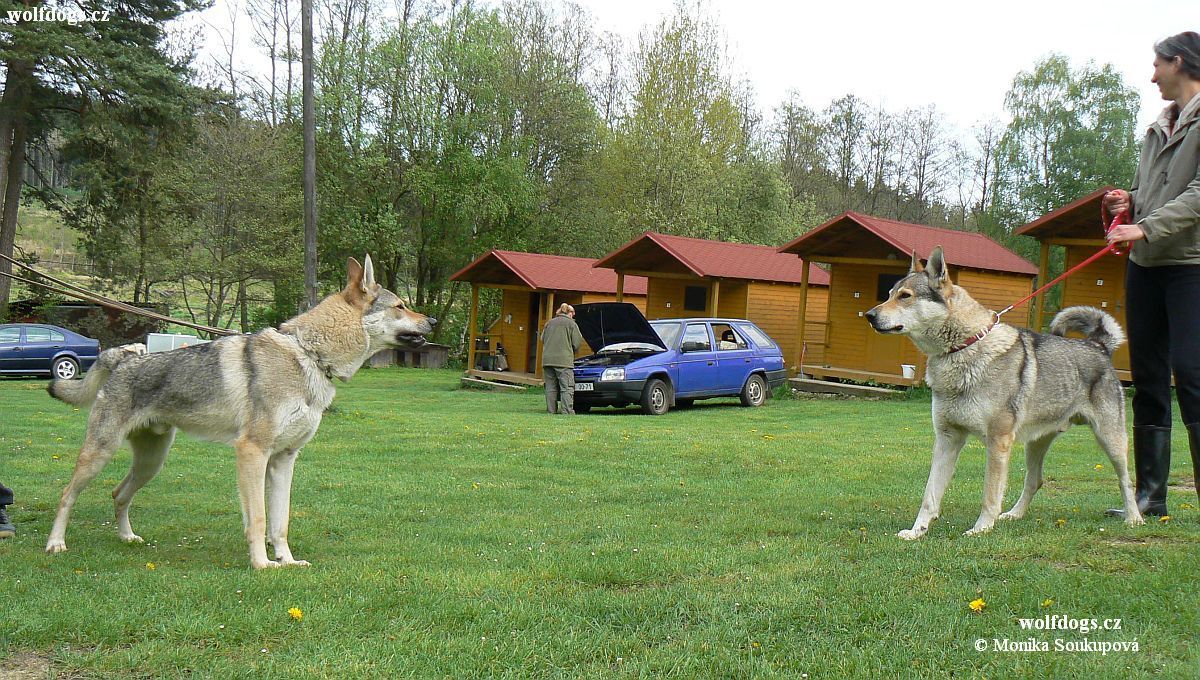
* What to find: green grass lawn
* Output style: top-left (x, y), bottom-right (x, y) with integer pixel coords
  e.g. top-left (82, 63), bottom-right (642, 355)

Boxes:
top-left (1, 369), bottom-right (1197, 678)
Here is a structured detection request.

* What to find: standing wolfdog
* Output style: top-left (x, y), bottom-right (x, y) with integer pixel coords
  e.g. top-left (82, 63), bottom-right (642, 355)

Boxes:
top-left (45, 256), bottom-right (436, 568)
top-left (866, 246), bottom-right (1143, 539)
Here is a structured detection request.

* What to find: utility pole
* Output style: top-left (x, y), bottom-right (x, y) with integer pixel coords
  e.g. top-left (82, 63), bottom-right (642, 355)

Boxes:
top-left (301, 0), bottom-right (318, 309)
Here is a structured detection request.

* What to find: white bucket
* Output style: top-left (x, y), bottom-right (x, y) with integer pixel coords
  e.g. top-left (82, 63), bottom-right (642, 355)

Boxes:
top-left (901, 364), bottom-right (917, 380)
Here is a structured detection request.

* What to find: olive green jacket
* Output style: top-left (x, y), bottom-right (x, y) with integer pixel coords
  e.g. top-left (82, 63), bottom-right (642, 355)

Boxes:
top-left (1129, 92), bottom-right (1200, 267)
top-left (540, 313), bottom-right (583, 368)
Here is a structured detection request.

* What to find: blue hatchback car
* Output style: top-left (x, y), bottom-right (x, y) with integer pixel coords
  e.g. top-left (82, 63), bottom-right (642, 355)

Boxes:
top-left (571, 303), bottom-right (788, 415)
top-left (0, 323), bottom-right (100, 380)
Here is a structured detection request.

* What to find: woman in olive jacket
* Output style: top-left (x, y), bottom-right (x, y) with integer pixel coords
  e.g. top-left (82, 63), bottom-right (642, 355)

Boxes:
top-left (1104, 31), bottom-right (1200, 517)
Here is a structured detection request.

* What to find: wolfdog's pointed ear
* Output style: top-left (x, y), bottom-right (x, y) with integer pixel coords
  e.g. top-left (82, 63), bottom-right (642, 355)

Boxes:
top-left (363, 254), bottom-right (377, 291)
top-left (926, 246), bottom-right (949, 284)
top-left (909, 250), bottom-right (924, 274)
top-left (344, 257), bottom-right (366, 304)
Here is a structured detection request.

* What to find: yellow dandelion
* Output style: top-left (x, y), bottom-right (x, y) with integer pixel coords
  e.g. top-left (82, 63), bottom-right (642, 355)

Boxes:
top-left (1158, 515), bottom-right (1171, 523)
top-left (763, 434), bottom-right (776, 441)
top-left (1041, 598), bottom-right (1054, 608)
top-left (1180, 503), bottom-right (1194, 510)
top-left (1055, 518), bottom-right (1066, 527)
top-left (969, 598), bottom-right (986, 613)
top-left (52, 455), bottom-right (60, 460)
top-left (1094, 464), bottom-right (1104, 470)
top-left (146, 562), bottom-right (156, 571)
top-left (751, 641), bottom-right (761, 649)
top-left (288, 607), bottom-right (303, 621)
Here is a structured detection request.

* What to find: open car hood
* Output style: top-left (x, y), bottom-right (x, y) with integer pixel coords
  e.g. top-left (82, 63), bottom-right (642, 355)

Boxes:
top-left (573, 302), bottom-right (666, 353)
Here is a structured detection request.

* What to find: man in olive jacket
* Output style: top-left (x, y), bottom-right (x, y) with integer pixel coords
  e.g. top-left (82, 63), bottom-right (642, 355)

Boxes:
top-left (541, 303), bottom-right (583, 415)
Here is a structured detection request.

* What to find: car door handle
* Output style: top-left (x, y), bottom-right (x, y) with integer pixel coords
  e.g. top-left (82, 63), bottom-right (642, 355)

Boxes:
top-left (744, 358), bottom-right (751, 363)
top-left (707, 361), bottom-right (714, 366)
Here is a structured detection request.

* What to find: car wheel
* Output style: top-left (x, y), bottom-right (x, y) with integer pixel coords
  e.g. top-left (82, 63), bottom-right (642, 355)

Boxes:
top-left (739, 373), bottom-right (768, 407)
top-left (53, 357), bottom-right (80, 380)
top-left (640, 378), bottom-right (670, 416)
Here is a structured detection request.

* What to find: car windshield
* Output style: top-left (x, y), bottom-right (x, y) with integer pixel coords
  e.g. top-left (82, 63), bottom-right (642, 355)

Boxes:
top-left (649, 322), bottom-right (682, 348)
top-left (597, 341), bottom-right (663, 353)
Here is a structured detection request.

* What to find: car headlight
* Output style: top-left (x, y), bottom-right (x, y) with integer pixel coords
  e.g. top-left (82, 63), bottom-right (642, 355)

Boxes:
top-left (600, 367), bottom-right (625, 381)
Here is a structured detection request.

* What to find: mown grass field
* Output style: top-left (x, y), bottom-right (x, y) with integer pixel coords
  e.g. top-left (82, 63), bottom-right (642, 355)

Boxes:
top-left (1, 368), bottom-right (1197, 678)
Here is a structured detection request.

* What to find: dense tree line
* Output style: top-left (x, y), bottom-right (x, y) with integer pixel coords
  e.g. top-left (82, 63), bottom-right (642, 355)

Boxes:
top-left (0, 0), bottom-right (1140, 346)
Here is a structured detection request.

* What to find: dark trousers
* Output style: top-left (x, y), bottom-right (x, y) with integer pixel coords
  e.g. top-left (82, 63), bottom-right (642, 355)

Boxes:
top-left (0, 482), bottom-right (12, 506)
top-left (1125, 261), bottom-right (1200, 427)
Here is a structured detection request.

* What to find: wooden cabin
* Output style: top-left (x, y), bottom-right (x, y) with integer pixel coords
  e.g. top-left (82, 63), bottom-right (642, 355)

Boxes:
top-left (778, 212), bottom-right (1038, 386)
top-left (593, 232), bottom-right (831, 373)
top-left (449, 250), bottom-right (647, 385)
top-left (1014, 186), bottom-right (1130, 379)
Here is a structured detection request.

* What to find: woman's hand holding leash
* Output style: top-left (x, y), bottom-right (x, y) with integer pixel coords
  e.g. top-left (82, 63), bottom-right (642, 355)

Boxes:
top-left (1103, 190), bottom-right (1142, 250)
top-left (1103, 189), bottom-right (1131, 215)
top-left (1107, 222), bottom-right (1146, 246)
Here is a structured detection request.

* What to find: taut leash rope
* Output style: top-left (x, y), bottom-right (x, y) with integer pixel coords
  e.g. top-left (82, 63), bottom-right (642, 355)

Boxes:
top-left (993, 207), bottom-right (1129, 322)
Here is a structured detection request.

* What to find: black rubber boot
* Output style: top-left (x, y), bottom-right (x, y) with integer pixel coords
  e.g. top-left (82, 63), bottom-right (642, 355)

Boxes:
top-left (0, 506), bottom-right (13, 539)
top-left (1187, 422), bottom-right (1200, 507)
top-left (1108, 425), bottom-right (1170, 518)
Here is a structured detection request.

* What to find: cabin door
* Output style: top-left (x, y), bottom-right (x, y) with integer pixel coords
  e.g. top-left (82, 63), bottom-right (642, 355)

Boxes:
top-left (865, 329), bottom-right (907, 376)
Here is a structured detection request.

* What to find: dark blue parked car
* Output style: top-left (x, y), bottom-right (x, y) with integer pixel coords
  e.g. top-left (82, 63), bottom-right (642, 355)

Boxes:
top-left (0, 323), bottom-right (100, 380)
top-left (571, 303), bottom-right (788, 415)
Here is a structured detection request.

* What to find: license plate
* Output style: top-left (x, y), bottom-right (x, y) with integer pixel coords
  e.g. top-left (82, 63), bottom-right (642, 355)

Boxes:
top-left (576, 382), bottom-right (593, 391)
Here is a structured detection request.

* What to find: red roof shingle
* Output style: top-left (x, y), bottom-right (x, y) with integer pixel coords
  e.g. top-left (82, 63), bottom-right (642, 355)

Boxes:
top-left (450, 250), bottom-right (647, 295)
top-left (595, 232), bottom-right (830, 286)
top-left (778, 212), bottom-right (1038, 276)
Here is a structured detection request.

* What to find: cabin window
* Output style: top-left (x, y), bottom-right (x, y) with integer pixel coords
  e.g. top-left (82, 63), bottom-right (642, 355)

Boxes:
top-left (876, 273), bottom-right (905, 302)
top-left (684, 285), bottom-right (708, 311)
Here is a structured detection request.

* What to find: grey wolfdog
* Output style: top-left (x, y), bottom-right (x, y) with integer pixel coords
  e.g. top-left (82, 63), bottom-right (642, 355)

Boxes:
top-left (866, 246), bottom-right (1143, 539)
top-left (45, 256), bottom-right (436, 569)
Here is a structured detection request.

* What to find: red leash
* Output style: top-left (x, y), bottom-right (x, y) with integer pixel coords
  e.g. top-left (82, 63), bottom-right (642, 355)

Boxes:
top-left (994, 207), bottom-right (1129, 321)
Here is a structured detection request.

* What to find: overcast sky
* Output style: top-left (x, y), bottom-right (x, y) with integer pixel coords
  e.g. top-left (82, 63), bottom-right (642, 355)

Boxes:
top-left (198, 0), bottom-right (1193, 133)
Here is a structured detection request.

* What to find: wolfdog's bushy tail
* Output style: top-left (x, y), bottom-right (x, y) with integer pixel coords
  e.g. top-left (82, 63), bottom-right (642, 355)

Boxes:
top-left (48, 343), bottom-right (147, 406)
top-left (1050, 306), bottom-right (1125, 356)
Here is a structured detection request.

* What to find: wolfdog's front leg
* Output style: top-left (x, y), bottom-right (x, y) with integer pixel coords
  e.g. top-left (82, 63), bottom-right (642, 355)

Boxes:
top-left (235, 436), bottom-right (276, 569)
top-left (265, 448), bottom-right (309, 566)
top-left (899, 427), bottom-right (968, 540)
top-left (964, 428), bottom-right (1015, 536)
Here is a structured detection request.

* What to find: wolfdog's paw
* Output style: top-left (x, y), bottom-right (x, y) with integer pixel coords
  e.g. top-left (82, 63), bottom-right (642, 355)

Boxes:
top-left (120, 533), bottom-right (144, 544)
top-left (896, 529), bottom-right (925, 540)
top-left (45, 539), bottom-right (68, 554)
top-left (1125, 514), bottom-right (1145, 527)
top-left (252, 559), bottom-right (284, 570)
top-left (998, 509), bottom-right (1025, 521)
top-left (963, 525), bottom-right (994, 537)
top-left (120, 343), bottom-right (147, 356)
top-left (278, 558), bottom-right (311, 567)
